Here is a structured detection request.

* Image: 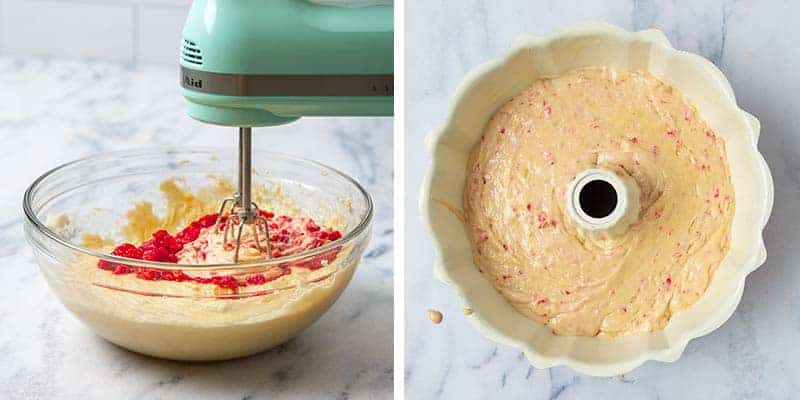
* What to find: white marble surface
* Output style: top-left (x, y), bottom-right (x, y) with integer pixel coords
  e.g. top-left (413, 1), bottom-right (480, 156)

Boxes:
top-left (406, 1), bottom-right (799, 399)
top-left (0, 57), bottom-right (393, 399)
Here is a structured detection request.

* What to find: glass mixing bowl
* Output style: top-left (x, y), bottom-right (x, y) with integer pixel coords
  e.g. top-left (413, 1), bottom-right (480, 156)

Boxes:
top-left (23, 148), bottom-right (373, 361)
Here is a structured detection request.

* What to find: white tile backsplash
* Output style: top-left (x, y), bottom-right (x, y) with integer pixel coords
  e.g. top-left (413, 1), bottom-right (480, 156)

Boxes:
top-left (139, 0), bottom-right (189, 4)
top-left (0, 0), bottom-right (190, 64)
top-left (0, 1), bottom-right (4, 56)
top-left (138, 4), bottom-right (188, 64)
top-left (0, 0), bottom-right (135, 62)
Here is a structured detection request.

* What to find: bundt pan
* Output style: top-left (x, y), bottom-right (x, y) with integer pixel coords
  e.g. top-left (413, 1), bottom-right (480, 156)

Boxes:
top-left (421, 22), bottom-right (773, 376)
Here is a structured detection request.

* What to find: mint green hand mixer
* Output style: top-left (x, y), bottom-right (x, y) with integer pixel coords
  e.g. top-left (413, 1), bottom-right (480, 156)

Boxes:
top-left (180, 0), bottom-right (393, 260)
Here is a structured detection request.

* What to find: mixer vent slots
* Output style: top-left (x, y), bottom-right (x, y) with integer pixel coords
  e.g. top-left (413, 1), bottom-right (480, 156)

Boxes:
top-left (181, 39), bottom-right (203, 65)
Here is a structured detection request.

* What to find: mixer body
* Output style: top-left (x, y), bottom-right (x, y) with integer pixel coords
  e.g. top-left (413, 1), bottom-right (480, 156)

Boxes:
top-left (180, 0), bottom-right (394, 127)
top-left (179, 0), bottom-right (392, 258)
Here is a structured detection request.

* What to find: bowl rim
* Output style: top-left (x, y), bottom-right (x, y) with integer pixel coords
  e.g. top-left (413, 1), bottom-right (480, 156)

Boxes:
top-left (420, 21), bottom-right (774, 376)
top-left (23, 147), bottom-right (374, 271)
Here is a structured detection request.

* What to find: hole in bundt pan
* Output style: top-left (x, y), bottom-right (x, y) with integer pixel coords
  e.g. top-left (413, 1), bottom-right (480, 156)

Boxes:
top-left (579, 180), bottom-right (618, 219)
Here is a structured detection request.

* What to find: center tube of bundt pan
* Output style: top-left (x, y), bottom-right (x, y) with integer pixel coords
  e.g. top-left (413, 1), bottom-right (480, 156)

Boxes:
top-left (565, 168), bottom-right (641, 240)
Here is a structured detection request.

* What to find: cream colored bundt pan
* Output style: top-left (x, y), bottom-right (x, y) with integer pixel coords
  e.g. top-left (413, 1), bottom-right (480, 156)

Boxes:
top-left (421, 22), bottom-right (773, 376)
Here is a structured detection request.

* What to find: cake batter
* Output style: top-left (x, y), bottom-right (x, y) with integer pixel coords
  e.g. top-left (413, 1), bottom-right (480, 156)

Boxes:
top-left (464, 67), bottom-right (735, 337)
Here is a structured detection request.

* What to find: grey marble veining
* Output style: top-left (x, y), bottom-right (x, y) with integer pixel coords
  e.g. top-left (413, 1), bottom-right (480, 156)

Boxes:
top-left (0, 57), bottom-right (393, 399)
top-left (406, 1), bottom-right (799, 399)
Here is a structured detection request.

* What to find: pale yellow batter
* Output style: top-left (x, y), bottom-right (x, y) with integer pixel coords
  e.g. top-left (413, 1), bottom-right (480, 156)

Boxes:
top-left (45, 178), bottom-right (358, 360)
top-left (464, 67), bottom-right (734, 337)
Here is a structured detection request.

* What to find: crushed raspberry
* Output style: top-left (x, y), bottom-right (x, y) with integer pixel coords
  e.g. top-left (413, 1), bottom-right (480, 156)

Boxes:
top-left (97, 260), bottom-right (114, 271)
top-left (536, 212), bottom-right (555, 229)
top-left (176, 225), bottom-right (200, 244)
top-left (259, 210), bottom-right (275, 219)
top-left (328, 231), bottom-right (342, 241)
top-left (159, 270), bottom-right (191, 282)
top-left (96, 211), bottom-right (342, 293)
top-left (112, 264), bottom-right (133, 275)
top-left (306, 221), bottom-right (321, 232)
top-left (245, 274), bottom-right (267, 285)
top-left (198, 214), bottom-right (218, 228)
top-left (194, 275), bottom-right (240, 291)
top-left (138, 229), bottom-right (182, 262)
top-left (112, 243), bottom-right (142, 259)
top-left (294, 248), bottom-right (339, 270)
top-left (133, 268), bottom-right (158, 280)
top-left (316, 230), bottom-right (341, 241)
top-left (100, 242), bottom-right (144, 271)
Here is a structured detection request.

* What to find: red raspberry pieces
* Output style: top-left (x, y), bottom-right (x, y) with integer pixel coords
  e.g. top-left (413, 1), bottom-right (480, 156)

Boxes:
top-left (305, 221), bottom-right (321, 232)
top-left (317, 230), bottom-right (342, 241)
top-left (196, 275), bottom-right (240, 291)
top-left (111, 243), bottom-right (142, 259)
top-left (95, 209), bottom-right (342, 293)
top-left (176, 225), bottom-right (200, 245)
top-left (100, 242), bottom-right (143, 271)
top-left (140, 229), bottom-right (182, 262)
top-left (259, 210), bottom-right (275, 219)
top-left (213, 276), bottom-right (240, 291)
top-left (198, 213), bottom-right (218, 228)
top-left (97, 260), bottom-right (114, 271)
top-left (136, 268), bottom-right (162, 281)
top-left (141, 247), bottom-right (169, 262)
top-left (160, 270), bottom-right (191, 282)
top-left (245, 274), bottom-right (267, 285)
top-left (112, 264), bottom-right (133, 275)
top-left (295, 250), bottom-right (338, 270)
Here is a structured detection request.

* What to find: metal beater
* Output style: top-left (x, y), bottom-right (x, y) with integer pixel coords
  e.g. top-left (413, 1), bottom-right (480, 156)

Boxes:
top-left (216, 128), bottom-right (271, 262)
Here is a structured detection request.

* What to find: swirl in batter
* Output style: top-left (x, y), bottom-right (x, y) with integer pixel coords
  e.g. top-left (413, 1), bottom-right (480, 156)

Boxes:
top-left (464, 67), bottom-right (735, 337)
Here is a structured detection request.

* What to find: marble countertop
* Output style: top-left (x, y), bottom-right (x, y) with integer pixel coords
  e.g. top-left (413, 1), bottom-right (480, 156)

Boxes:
top-left (406, 1), bottom-right (799, 399)
top-left (0, 57), bottom-right (393, 399)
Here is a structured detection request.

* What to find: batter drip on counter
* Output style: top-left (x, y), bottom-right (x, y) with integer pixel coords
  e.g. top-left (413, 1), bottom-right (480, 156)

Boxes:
top-left (464, 67), bottom-right (735, 337)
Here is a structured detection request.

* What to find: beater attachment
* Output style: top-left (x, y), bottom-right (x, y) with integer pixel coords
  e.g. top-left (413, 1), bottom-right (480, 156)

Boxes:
top-left (216, 127), bottom-right (272, 262)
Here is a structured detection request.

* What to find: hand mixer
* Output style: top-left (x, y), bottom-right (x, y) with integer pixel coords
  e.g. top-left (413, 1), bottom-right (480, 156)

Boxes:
top-left (180, 0), bottom-right (393, 261)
